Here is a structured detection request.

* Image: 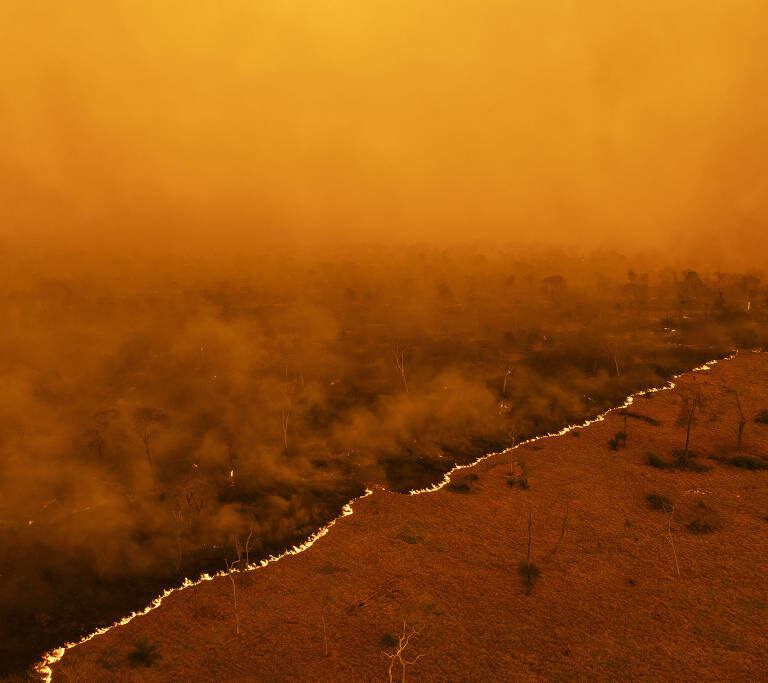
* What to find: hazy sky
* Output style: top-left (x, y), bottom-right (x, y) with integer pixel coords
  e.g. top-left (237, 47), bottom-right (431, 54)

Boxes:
top-left (1, 1), bottom-right (766, 261)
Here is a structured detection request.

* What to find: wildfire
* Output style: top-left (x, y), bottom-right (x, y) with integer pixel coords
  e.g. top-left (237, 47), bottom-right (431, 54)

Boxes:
top-left (34, 488), bottom-right (374, 682)
top-left (406, 353), bottom-right (733, 496)
top-left (35, 352), bottom-right (736, 681)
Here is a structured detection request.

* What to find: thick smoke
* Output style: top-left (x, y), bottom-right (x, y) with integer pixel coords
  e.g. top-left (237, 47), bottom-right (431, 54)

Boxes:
top-left (1, 1), bottom-right (767, 263)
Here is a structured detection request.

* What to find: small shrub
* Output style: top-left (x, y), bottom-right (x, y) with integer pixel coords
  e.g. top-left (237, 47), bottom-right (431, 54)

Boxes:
top-left (447, 482), bottom-right (471, 493)
top-left (647, 451), bottom-right (709, 472)
top-left (608, 431), bottom-right (627, 451)
top-left (728, 455), bottom-right (768, 470)
top-left (686, 520), bottom-right (715, 534)
top-left (381, 633), bottom-right (397, 647)
top-left (128, 637), bottom-right (160, 667)
top-left (646, 493), bottom-right (673, 512)
top-left (683, 501), bottom-right (720, 534)
top-left (623, 411), bottom-right (661, 426)
top-left (518, 561), bottom-right (541, 592)
top-left (755, 409), bottom-right (768, 424)
top-left (508, 475), bottom-right (530, 490)
top-left (447, 473), bottom-right (478, 494)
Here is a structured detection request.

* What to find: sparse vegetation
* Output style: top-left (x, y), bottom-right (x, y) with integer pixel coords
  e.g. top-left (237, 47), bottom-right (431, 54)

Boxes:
top-left (382, 620), bottom-right (426, 683)
top-left (608, 431), bottom-right (627, 451)
top-left (646, 493), bottom-right (673, 512)
top-left (726, 455), bottom-right (768, 470)
top-left (623, 411), bottom-right (661, 426)
top-left (127, 637), bottom-right (160, 667)
top-left (754, 409), bottom-right (768, 424)
top-left (684, 502), bottom-right (721, 534)
top-left (447, 473), bottom-right (478, 494)
top-left (3, 251), bottom-right (768, 675)
top-left (646, 451), bottom-right (710, 472)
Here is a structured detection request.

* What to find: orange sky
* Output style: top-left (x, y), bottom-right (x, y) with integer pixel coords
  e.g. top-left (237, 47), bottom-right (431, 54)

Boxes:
top-left (1, 1), bottom-right (767, 262)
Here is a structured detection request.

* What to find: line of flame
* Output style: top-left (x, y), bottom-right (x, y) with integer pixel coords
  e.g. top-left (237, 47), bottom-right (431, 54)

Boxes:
top-left (34, 351), bottom-right (736, 681)
top-left (406, 352), bottom-right (735, 495)
top-left (35, 489), bottom-right (374, 682)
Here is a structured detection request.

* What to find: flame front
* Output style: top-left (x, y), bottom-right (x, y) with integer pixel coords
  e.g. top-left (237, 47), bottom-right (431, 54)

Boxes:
top-left (34, 352), bottom-right (736, 681)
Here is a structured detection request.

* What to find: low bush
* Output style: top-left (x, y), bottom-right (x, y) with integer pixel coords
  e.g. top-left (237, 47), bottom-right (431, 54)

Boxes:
top-left (128, 638), bottom-right (160, 667)
top-left (753, 409), bottom-right (768, 424)
top-left (646, 452), bottom-right (709, 472)
top-left (608, 431), bottom-right (627, 451)
top-left (646, 493), bottom-right (673, 512)
top-left (727, 455), bottom-right (768, 470)
top-left (518, 561), bottom-right (541, 592)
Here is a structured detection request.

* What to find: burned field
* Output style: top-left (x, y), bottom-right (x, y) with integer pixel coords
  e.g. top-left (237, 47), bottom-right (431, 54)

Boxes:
top-left (48, 339), bottom-right (768, 681)
top-left (2, 248), bottom-right (767, 676)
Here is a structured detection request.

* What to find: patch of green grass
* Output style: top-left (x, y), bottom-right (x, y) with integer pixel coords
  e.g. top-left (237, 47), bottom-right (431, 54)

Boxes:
top-left (128, 637), bottom-right (160, 667)
top-left (646, 493), bottom-right (673, 512)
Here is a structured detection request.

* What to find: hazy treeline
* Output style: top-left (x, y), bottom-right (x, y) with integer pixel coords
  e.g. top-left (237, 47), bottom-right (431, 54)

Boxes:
top-left (1, 245), bottom-right (766, 673)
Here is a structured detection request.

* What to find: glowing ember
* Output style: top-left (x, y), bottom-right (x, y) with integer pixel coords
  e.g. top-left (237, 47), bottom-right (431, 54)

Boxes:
top-left (34, 352), bottom-right (736, 682)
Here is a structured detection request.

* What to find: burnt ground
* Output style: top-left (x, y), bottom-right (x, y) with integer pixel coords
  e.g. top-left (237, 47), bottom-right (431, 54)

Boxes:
top-left (50, 351), bottom-right (768, 681)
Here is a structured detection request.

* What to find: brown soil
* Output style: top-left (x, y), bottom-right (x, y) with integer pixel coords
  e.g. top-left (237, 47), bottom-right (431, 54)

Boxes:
top-left (50, 352), bottom-right (768, 681)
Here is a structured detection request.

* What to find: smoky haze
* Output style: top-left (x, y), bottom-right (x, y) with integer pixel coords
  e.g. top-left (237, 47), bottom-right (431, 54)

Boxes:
top-left (1, 1), bottom-right (767, 263)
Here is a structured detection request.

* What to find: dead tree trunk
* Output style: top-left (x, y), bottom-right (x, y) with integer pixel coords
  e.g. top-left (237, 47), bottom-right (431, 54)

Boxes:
top-left (733, 390), bottom-right (746, 450)
top-left (683, 396), bottom-right (697, 459)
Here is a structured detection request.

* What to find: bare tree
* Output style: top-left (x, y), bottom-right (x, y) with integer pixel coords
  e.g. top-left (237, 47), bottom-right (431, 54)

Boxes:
top-left (320, 589), bottom-right (330, 657)
top-left (382, 620), bottom-right (425, 682)
top-left (546, 501), bottom-right (570, 561)
top-left (678, 395), bottom-right (698, 460)
top-left (732, 389), bottom-right (746, 450)
top-left (171, 499), bottom-right (184, 574)
top-left (224, 557), bottom-right (240, 636)
top-left (132, 407), bottom-right (168, 478)
top-left (502, 366), bottom-right (513, 396)
top-left (88, 408), bottom-right (117, 464)
top-left (279, 366), bottom-right (299, 453)
top-left (666, 512), bottom-right (680, 577)
top-left (392, 344), bottom-right (408, 393)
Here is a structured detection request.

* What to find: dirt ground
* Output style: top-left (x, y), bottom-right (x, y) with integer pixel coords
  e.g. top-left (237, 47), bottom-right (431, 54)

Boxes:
top-left (49, 352), bottom-right (768, 681)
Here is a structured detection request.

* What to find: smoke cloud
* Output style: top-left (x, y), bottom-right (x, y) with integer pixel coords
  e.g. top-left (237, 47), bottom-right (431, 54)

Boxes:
top-left (1, 1), bottom-right (767, 264)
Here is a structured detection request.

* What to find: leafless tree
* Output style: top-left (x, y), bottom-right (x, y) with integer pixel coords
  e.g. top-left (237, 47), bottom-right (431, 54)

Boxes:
top-left (172, 499), bottom-right (184, 573)
top-left (732, 389), bottom-right (746, 450)
top-left (392, 344), bottom-right (408, 393)
top-left (666, 509), bottom-right (680, 576)
top-left (502, 366), bottom-right (513, 396)
top-left (132, 407), bottom-right (168, 477)
top-left (382, 620), bottom-right (425, 683)
top-left (546, 501), bottom-right (570, 561)
top-left (224, 557), bottom-right (240, 636)
top-left (320, 589), bottom-right (330, 656)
